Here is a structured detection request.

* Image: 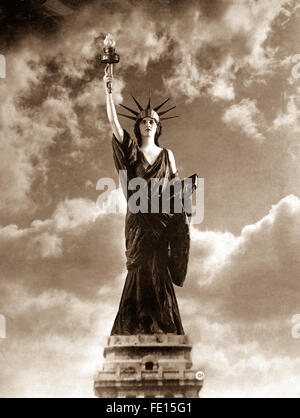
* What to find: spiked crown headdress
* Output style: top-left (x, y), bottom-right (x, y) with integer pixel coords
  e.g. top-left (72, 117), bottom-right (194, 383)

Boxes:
top-left (117, 94), bottom-right (178, 124)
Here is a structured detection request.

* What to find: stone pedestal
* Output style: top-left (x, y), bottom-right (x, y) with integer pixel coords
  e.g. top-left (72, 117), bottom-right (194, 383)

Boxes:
top-left (94, 334), bottom-right (204, 398)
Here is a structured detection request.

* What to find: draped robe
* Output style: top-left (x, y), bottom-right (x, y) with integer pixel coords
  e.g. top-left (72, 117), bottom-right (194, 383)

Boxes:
top-left (111, 130), bottom-right (195, 335)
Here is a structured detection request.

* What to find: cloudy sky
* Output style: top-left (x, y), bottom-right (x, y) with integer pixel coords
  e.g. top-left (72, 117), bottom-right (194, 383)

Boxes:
top-left (0, 0), bottom-right (300, 397)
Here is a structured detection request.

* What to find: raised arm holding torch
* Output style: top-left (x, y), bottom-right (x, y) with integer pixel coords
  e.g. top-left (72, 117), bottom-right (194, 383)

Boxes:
top-left (101, 33), bottom-right (123, 142)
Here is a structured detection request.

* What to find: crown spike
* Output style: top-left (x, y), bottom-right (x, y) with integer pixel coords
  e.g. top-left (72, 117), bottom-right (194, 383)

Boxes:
top-left (147, 91), bottom-right (151, 110)
top-left (160, 115), bottom-right (180, 120)
top-left (131, 95), bottom-right (143, 111)
top-left (154, 98), bottom-right (170, 112)
top-left (119, 104), bottom-right (138, 115)
top-left (158, 106), bottom-right (176, 116)
top-left (117, 112), bottom-right (137, 121)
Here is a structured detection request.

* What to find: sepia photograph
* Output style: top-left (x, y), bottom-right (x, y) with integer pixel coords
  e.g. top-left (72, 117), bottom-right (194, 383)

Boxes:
top-left (0, 0), bottom-right (299, 400)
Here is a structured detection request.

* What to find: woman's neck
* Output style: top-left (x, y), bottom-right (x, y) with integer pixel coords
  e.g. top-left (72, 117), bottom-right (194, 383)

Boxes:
top-left (140, 135), bottom-right (157, 149)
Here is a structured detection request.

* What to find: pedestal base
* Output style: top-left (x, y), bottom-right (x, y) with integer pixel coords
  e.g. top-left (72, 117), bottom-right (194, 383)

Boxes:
top-left (94, 334), bottom-right (204, 398)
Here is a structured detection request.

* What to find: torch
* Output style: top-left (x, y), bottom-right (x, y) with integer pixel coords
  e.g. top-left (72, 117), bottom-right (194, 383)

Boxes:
top-left (100, 33), bottom-right (120, 94)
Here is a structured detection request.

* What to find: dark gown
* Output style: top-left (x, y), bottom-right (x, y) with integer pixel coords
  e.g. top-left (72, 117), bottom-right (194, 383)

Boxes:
top-left (111, 130), bottom-right (193, 335)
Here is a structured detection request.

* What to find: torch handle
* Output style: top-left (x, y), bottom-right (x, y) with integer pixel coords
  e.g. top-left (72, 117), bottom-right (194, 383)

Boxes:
top-left (105, 63), bottom-right (113, 94)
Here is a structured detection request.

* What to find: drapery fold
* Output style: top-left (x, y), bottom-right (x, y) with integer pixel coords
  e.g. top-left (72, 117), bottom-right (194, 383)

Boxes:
top-left (110, 130), bottom-right (195, 335)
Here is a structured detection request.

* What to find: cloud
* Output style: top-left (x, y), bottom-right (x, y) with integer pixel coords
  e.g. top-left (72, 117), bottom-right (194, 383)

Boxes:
top-left (0, 43), bottom-right (111, 221)
top-left (210, 77), bottom-right (235, 101)
top-left (189, 227), bottom-right (240, 283)
top-left (0, 285), bottom-right (112, 397)
top-left (0, 0), bottom-right (299, 399)
top-left (189, 194), bottom-right (300, 321)
top-left (273, 91), bottom-right (300, 132)
top-left (0, 191), bottom-right (126, 397)
top-left (0, 47), bottom-right (41, 215)
top-left (0, 197), bottom-right (126, 300)
top-left (272, 89), bottom-right (300, 162)
top-left (164, 0), bottom-right (290, 101)
top-left (179, 194), bottom-right (300, 396)
top-left (0, 192), bottom-right (299, 397)
top-left (0, 5), bottom-right (176, 223)
top-left (0, 1), bottom-right (293, 223)
top-left (222, 98), bottom-right (265, 141)
top-left (0, 194), bottom-right (126, 397)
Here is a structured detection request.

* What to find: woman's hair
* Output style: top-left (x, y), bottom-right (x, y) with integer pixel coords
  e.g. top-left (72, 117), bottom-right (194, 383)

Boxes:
top-left (134, 118), bottom-right (162, 147)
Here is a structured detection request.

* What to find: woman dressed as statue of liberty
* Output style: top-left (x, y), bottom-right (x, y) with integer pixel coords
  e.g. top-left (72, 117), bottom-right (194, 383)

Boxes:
top-left (103, 52), bottom-right (197, 336)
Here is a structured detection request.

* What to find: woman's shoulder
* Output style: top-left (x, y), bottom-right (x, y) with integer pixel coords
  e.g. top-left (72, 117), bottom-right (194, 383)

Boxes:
top-left (165, 148), bottom-right (175, 160)
top-left (165, 148), bottom-right (174, 156)
top-left (112, 129), bottom-right (139, 167)
top-left (165, 149), bottom-right (177, 174)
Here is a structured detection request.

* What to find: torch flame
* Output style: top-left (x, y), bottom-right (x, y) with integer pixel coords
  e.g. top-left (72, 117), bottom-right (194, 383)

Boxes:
top-left (104, 33), bottom-right (116, 48)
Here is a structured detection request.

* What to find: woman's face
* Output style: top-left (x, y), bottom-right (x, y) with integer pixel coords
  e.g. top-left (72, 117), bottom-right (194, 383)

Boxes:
top-left (139, 117), bottom-right (157, 138)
